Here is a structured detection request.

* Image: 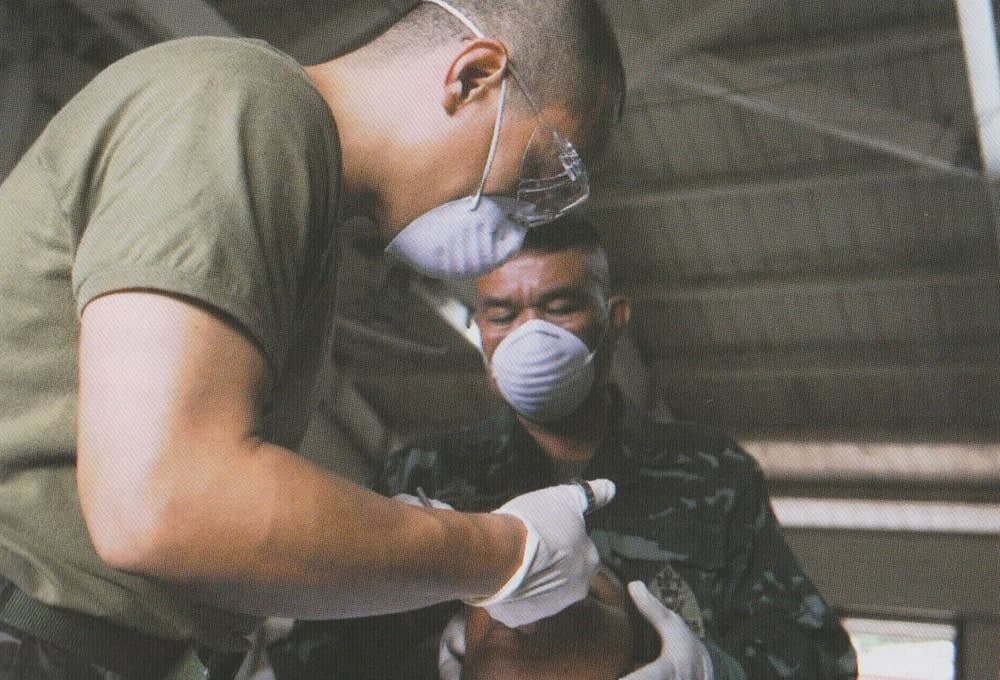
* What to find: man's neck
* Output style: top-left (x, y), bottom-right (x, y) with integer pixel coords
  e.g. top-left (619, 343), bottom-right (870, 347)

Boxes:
top-left (517, 387), bottom-right (613, 463)
top-left (304, 58), bottom-right (386, 200)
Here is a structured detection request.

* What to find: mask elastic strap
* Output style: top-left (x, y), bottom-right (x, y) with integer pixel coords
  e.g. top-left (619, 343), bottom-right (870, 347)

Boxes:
top-left (471, 77), bottom-right (508, 210)
top-left (422, 0), bottom-right (538, 111)
top-left (420, 0), bottom-right (512, 212)
top-left (584, 304), bottom-right (615, 364)
top-left (423, 0), bottom-right (485, 38)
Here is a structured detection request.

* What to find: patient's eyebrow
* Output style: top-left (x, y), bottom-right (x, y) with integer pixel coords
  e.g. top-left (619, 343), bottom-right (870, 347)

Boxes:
top-left (477, 295), bottom-right (515, 309)
top-left (477, 286), bottom-right (588, 311)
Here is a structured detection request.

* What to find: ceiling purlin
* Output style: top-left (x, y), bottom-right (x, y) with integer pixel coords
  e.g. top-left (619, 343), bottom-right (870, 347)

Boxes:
top-left (643, 51), bottom-right (976, 178)
top-left (62, 0), bottom-right (237, 50)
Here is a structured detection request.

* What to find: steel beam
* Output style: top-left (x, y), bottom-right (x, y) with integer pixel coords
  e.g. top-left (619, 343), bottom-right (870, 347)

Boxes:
top-left (126, 0), bottom-right (238, 40)
top-left (746, 440), bottom-right (1000, 484)
top-left (287, 2), bottom-right (403, 64)
top-left (956, 0), bottom-right (1000, 177)
top-left (65, 0), bottom-right (237, 50)
top-left (63, 0), bottom-right (154, 50)
top-left (585, 161), bottom-right (948, 211)
top-left (642, 52), bottom-right (976, 178)
top-left (772, 498), bottom-right (1000, 534)
top-left (606, 0), bottom-right (771, 89)
top-left (719, 20), bottom-right (959, 70)
top-left (624, 267), bottom-right (997, 305)
top-left (955, 0), bottom-right (1000, 282)
top-left (652, 341), bottom-right (1000, 379)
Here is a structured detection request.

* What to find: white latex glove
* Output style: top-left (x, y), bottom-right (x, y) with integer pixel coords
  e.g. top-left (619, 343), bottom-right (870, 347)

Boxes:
top-left (621, 581), bottom-right (714, 680)
top-left (464, 479), bottom-right (615, 628)
top-left (437, 608), bottom-right (467, 680)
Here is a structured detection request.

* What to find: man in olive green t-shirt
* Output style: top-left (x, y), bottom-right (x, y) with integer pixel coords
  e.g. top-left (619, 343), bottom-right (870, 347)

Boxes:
top-left (0, 0), bottom-right (625, 677)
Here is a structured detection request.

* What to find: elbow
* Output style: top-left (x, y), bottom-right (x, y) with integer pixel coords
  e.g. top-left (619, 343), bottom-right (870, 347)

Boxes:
top-left (82, 490), bottom-right (178, 575)
top-left (77, 441), bottom-right (200, 576)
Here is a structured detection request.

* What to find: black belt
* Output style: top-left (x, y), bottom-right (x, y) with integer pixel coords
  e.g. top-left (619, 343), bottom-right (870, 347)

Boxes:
top-left (0, 579), bottom-right (244, 678)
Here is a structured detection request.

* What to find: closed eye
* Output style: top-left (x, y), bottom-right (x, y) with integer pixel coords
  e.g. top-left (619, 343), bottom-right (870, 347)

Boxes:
top-left (480, 308), bottom-right (517, 325)
top-left (543, 298), bottom-right (585, 317)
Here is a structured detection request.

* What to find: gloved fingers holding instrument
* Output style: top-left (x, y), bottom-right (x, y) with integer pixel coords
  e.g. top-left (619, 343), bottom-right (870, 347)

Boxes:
top-left (463, 478), bottom-right (615, 628)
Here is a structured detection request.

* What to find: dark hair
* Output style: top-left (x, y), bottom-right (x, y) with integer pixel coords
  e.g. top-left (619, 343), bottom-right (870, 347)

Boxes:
top-left (522, 213), bottom-right (603, 252)
top-left (521, 214), bottom-right (610, 293)
top-left (380, 0), bottom-right (626, 149)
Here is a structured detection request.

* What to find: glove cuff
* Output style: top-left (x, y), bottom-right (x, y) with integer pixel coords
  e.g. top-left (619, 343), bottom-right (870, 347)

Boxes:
top-left (463, 513), bottom-right (539, 607)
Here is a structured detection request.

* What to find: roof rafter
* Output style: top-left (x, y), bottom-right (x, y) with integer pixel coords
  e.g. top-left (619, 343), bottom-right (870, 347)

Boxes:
top-left (718, 19), bottom-right (959, 69)
top-left (606, 0), bottom-right (771, 88)
top-left (64, 0), bottom-right (237, 49)
top-left (586, 161), bottom-right (961, 211)
top-left (652, 340), bottom-right (1000, 378)
top-left (640, 51), bottom-right (976, 178)
top-left (625, 267), bottom-right (997, 305)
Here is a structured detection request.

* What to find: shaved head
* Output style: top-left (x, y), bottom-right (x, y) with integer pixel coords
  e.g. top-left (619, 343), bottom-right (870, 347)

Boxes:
top-left (373, 0), bottom-right (625, 162)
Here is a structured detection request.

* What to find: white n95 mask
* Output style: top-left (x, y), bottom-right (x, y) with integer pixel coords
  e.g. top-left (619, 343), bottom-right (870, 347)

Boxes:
top-left (489, 319), bottom-right (596, 422)
top-left (385, 76), bottom-right (530, 280)
top-left (384, 195), bottom-right (530, 279)
top-left (384, 2), bottom-right (591, 279)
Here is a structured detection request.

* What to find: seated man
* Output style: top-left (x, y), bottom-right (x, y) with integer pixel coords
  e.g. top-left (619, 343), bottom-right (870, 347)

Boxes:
top-left (380, 216), bottom-right (857, 678)
top-left (268, 215), bottom-right (858, 679)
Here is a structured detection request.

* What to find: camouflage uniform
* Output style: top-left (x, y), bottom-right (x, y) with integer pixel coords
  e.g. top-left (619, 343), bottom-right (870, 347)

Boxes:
top-left (269, 386), bottom-right (858, 679)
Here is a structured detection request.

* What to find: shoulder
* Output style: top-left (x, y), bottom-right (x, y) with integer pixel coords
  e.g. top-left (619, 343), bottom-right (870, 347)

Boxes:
top-left (110, 37), bottom-right (304, 87)
top-left (44, 37), bottom-right (333, 170)
top-left (626, 416), bottom-right (766, 490)
top-left (67, 37), bottom-right (325, 137)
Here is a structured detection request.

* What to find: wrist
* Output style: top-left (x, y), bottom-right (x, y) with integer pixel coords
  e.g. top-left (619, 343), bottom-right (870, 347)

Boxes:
top-left (465, 513), bottom-right (537, 606)
top-left (474, 511), bottom-right (528, 599)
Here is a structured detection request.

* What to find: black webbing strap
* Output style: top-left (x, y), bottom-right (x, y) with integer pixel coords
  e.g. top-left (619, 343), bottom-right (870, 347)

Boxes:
top-left (0, 579), bottom-right (190, 677)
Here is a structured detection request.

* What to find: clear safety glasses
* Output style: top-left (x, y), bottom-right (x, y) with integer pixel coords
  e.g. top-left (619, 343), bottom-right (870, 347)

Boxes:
top-left (423, 0), bottom-right (591, 228)
top-left (512, 119), bottom-right (590, 227)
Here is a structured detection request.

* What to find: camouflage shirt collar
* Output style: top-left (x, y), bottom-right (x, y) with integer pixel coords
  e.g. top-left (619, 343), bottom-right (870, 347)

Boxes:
top-left (498, 384), bottom-right (646, 487)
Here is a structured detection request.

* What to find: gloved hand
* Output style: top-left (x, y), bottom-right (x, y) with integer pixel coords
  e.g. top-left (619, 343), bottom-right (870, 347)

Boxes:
top-left (437, 608), bottom-right (467, 680)
top-left (621, 581), bottom-right (714, 680)
top-left (464, 479), bottom-right (615, 628)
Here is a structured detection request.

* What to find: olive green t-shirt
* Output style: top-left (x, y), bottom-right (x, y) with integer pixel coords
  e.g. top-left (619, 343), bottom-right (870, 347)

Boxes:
top-left (0, 37), bottom-right (341, 648)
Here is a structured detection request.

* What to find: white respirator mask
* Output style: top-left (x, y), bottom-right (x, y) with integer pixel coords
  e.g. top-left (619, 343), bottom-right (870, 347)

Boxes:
top-left (384, 0), bottom-right (590, 280)
top-left (384, 79), bottom-right (529, 279)
top-left (488, 319), bottom-right (601, 423)
top-left (383, 181), bottom-right (531, 279)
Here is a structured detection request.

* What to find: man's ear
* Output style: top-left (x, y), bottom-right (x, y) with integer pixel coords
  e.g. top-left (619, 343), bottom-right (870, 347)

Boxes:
top-left (608, 295), bottom-right (631, 340)
top-left (442, 38), bottom-right (509, 115)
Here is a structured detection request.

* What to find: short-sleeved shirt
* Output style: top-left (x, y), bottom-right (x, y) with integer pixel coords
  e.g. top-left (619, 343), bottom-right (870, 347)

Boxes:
top-left (274, 387), bottom-right (858, 679)
top-left (0, 37), bottom-right (341, 648)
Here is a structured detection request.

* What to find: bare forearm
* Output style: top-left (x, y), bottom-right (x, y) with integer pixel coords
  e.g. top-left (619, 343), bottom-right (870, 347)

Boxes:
top-left (103, 438), bottom-right (523, 618)
top-left (76, 293), bottom-right (523, 619)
